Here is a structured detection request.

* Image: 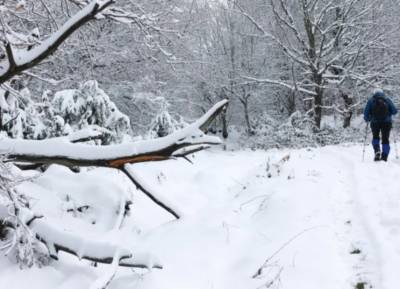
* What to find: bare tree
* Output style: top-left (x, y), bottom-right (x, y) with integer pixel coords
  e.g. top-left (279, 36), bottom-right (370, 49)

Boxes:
top-left (239, 0), bottom-right (389, 129)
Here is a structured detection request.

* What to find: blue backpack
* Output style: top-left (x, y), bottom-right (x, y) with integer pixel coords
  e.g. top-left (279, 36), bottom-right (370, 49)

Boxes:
top-left (371, 97), bottom-right (389, 120)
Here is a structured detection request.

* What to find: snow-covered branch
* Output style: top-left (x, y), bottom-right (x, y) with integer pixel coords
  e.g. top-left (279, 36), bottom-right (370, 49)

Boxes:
top-left (0, 206), bottom-right (162, 269)
top-left (0, 99), bottom-right (228, 168)
top-left (1, 100), bottom-right (228, 219)
top-left (122, 165), bottom-right (182, 220)
top-left (32, 216), bottom-right (162, 269)
top-left (242, 76), bottom-right (317, 96)
top-left (0, 0), bottom-right (114, 84)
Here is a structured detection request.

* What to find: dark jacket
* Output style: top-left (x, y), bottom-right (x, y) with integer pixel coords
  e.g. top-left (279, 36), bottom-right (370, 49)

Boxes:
top-left (363, 91), bottom-right (397, 123)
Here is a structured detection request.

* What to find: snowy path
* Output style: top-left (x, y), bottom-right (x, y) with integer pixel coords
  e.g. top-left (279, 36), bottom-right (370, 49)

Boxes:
top-left (127, 146), bottom-right (400, 289)
top-left (338, 148), bottom-right (400, 289)
top-left (2, 145), bottom-right (400, 289)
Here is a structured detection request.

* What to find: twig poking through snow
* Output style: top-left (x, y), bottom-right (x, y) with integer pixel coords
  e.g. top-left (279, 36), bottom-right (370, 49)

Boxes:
top-left (252, 226), bottom-right (322, 279)
top-left (89, 249), bottom-right (121, 289)
top-left (113, 195), bottom-right (127, 230)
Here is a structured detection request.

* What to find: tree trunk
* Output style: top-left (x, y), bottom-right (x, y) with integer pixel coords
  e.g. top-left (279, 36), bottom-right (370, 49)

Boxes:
top-left (0, 108), bottom-right (3, 131)
top-left (314, 87), bottom-right (323, 130)
top-left (240, 95), bottom-right (253, 135)
top-left (313, 72), bottom-right (324, 130)
top-left (342, 93), bottom-right (353, 128)
top-left (244, 103), bottom-right (252, 135)
top-left (221, 112), bottom-right (229, 139)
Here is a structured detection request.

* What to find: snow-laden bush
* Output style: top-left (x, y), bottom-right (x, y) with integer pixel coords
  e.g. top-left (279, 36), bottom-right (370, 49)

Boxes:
top-left (0, 82), bottom-right (132, 144)
top-left (0, 89), bottom-right (26, 139)
top-left (147, 106), bottom-right (186, 138)
top-left (0, 88), bottom-right (56, 140)
top-left (0, 161), bottom-right (50, 268)
top-left (240, 111), bottom-right (365, 150)
top-left (124, 93), bottom-right (186, 137)
top-left (52, 80), bottom-right (131, 144)
top-left (23, 90), bottom-right (65, 140)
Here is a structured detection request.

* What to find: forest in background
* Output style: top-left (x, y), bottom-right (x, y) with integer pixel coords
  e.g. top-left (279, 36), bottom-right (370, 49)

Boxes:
top-left (0, 2), bottom-right (400, 288)
top-left (2, 0), bottom-right (400, 150)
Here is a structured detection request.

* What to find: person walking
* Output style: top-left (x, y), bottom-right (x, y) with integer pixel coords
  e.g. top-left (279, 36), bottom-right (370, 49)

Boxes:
top-left (364, 88), bottom-right (398, 161)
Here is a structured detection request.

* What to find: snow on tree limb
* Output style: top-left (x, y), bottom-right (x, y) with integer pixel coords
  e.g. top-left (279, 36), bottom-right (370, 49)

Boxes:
top-left (33, 219), bottom-right (162, 269)
top-left (122, 165), bottom-right (182, 220)
top-left (0, 157), bottom-right (162, 270)
top-left (0, 0), bottom-right (114, 85)
top-left (0, 206), bottom-right (162, 269)
top-left (0, 99), bottom-right (229, 169)
top-left (242, 76), bottom-right (317, 96)
top-left (89, 250), bottom-right (121, 289)
top-left (1, 100), bottom-right (228, 219)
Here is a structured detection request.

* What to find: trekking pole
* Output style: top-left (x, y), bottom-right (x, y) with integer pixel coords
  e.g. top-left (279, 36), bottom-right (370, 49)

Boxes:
top-left (393, 124), bottom-right (399, 159)
top-left (362, 121), bottom-right (369, 162)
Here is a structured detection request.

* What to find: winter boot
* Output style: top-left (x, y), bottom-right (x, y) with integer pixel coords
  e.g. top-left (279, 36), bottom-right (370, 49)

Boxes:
top-left (372, 139), bottom-right (381, 161)
top-left (382, 144), bottom-right (390, 162)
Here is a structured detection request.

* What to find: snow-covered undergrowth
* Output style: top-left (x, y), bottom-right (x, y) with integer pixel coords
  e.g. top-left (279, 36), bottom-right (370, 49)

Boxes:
top-left (1, 145), bottom-right (400, 289)
top-left (236, 113), bottom-right (367, 150)
top-left (0, 80), bottom-right (131, 144)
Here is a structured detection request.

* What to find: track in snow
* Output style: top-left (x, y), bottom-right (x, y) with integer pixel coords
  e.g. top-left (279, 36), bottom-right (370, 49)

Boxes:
top-left (2, 145), bottom-right (400, 289)
top-left (125, 146), bottom-right (400, 289)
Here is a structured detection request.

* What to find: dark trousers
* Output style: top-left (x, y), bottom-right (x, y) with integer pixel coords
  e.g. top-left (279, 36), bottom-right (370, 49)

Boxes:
top-left (371, 122), bottom-right (392, 155)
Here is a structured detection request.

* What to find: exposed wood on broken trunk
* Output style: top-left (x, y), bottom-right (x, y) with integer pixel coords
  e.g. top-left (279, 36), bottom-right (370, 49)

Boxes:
top-left (1, 100), bottom-right (229, 220)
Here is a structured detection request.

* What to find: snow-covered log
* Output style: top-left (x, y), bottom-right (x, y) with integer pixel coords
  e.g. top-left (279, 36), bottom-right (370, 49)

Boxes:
top-left (0, 0), bottom-right (114, 85)
top-left (0, 99), bottom-right (228, 168)
top-left (13, 128), bottom-right (109, 171)
top-left (1, 100), bottom-right (228, 219)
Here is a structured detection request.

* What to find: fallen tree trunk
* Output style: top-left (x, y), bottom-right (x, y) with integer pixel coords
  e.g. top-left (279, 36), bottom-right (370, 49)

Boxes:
top-left (1, 100), bottom-right (229, 219)
top-left (1, 100), bottom-right (228, 168)
top-left (13, 128), bottom-right (112, 172)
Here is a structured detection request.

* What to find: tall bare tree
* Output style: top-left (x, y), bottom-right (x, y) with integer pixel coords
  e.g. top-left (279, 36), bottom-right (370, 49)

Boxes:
top-left (239, 0), bottom-right (389, 129)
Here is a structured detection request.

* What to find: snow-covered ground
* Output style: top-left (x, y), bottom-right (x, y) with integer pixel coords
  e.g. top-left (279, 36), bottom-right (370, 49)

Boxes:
top-left (1, 144), bottom-right (400, 289)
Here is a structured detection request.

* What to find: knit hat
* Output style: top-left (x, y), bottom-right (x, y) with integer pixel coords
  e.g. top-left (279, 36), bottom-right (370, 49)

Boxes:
top-left (373, 88), bottom-right (385, 97)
